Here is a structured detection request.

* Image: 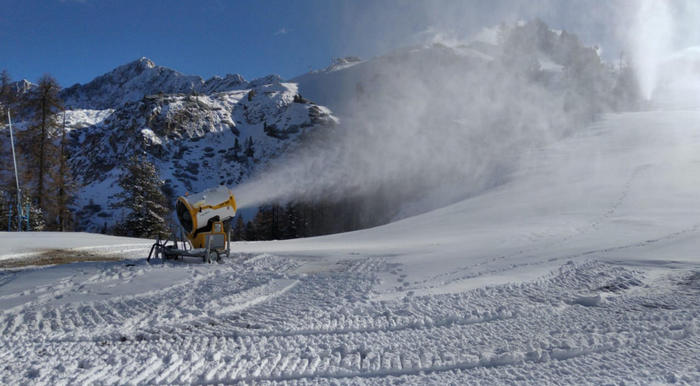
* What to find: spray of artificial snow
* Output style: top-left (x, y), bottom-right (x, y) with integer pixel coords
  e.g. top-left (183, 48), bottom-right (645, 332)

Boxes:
top-left (630, 0), bottom-right (673, 100)
top-left (629, 0), bottom-right (700, 102)
top-left (234, 0), bottom-right (700, 213)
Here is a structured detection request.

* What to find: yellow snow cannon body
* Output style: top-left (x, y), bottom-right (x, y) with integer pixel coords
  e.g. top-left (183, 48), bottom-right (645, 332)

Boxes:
top-left (176, 186), bottom-right (237, 249)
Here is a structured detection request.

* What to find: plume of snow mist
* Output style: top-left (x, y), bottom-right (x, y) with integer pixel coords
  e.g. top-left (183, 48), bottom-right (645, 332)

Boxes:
top-left (629, 0), bottom-right (700, 104)
top-left (234, 20), bottom-right (616, 217)
top-left (630, 0), bottom-right (673, 100)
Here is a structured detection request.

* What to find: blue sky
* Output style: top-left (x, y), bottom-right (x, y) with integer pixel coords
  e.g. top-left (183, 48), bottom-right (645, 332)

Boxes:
top-left (0, 0), bottom-right (625, 87)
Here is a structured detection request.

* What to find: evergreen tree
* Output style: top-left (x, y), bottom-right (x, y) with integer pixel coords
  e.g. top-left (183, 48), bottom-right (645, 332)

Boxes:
top-left (231, 215), bottom-right (245, 241)
top-left (293, 93), bottom-right (307, 103)
top-left (232, 137), bottom-right (241, 159)
top-left (252, 206), bottom-right (270, 239)
top-left (244, 136), bottom-right (255, 158)
top-left (0, 69), bottom-right (14, 116)
top-left (263, 121), bottom-right (279, 138)
top-left (253, 204), bottom-right (284, 240)
top-left (283, 202), bottom-right (299, 239)
top-left (111, 154), bottom-right (170, 238)
top-left (0, 70), bottom-right (10, 94)
top-left (244, 220), bottom-right (256, 240)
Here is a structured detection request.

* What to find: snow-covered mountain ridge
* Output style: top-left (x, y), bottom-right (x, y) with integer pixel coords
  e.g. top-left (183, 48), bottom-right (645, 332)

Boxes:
top-left (294, 20), bottom-right (636, 116)
top-left (4, 20), bottom-right (639, 234)
top-left (55, 61), bottom-right (337, 231)
top-left (60, 57), bottom-right (251, 110)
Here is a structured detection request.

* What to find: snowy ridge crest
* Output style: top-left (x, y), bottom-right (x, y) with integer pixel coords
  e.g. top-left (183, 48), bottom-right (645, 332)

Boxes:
top-left (61, 57), bottom-right (259, 110)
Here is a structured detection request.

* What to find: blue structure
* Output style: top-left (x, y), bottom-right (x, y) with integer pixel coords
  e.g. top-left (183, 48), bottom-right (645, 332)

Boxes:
top-left (7, 202), bottom-right (30, 232)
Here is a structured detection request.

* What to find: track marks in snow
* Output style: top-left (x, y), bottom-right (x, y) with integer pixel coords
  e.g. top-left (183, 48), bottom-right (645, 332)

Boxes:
top-left (419, 165), bottom-right (656, 293)
top-left (1, 257), bottom-right (699, 384)
top-left (589, 163), bottom-right (652, 231)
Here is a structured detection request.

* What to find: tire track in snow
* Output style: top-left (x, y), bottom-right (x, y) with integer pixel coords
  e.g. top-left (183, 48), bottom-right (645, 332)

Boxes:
top-left (2, 258), bottom-right (699, 384)
top-left (422, 164), bottom-right (654, 290)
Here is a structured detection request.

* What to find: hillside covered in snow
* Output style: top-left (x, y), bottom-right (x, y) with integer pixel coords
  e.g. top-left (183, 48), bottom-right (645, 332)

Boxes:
top-left (1, 107), bottom-right (698, 383)
top-left (2, 2), bottom-right (700, 381)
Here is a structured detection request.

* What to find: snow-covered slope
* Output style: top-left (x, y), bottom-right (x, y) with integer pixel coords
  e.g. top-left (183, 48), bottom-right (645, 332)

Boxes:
top-left (235, 110), bottom-right (700, 295)
top-left (1, 108), bottom-right (699, 384)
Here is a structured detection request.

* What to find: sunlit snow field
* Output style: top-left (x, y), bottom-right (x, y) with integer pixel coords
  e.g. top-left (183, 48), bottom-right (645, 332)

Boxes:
top-left (1, 109), bottom-right (700, 384)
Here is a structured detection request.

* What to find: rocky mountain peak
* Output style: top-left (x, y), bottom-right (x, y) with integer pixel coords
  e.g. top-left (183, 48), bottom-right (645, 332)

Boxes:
top-left (60, 58), bottom-right (255, 110)
top-left (136, 56), bottom-right (156, 70)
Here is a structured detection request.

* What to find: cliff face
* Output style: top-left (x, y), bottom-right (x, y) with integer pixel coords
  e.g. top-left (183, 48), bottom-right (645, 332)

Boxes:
top-left (50, 58), bottom-right (337, 231)
top-left (60, 57), bottom-right (249, 110)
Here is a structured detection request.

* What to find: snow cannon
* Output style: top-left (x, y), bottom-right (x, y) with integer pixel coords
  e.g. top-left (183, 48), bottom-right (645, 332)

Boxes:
top-left (176, 186), bottom-right (237, 249)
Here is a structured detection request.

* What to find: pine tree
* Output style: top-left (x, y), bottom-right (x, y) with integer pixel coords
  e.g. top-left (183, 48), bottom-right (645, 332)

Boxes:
top-left (112, 154), bottom-right (170, 238)
top-left (231, 215), bottom-right (245, 241)
top-left (283, 202), bottom-right (299, 239)
top-left (244, 220), bottom-right (256, 240)
top-left (263, 121), bottom-right (279, 138)
top-left (252, 206), bottom-right (270, 239)
top-left (0, 70), bottom-right (13, 116)
top-left (20, 74), bottom-right (63, 212)
top-left (244, 136), bottom-right (255, 158)
top-left (253, 204), bottom-right (284, 240)
top-left (232, 137), bottom-right (241, 159)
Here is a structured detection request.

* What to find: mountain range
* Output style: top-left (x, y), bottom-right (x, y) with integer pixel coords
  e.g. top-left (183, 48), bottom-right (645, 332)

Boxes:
top-left (2, 20), bottom-right (639, 233)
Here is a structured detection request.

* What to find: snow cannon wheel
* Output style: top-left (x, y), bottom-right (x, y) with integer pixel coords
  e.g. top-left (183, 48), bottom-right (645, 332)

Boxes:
top-left (147, 240), bottom-right (165, 262)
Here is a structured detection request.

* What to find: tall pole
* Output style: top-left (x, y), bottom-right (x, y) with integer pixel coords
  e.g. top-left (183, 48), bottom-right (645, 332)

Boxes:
top-left (8, 111), bottom-right (22, 231)
top-left (59, 109), bottom-right (67, 231)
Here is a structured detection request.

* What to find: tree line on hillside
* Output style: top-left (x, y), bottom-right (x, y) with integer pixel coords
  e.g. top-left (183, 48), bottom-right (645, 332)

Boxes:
top-left (0, 70), bottom-right (170, 237)
top-left (0, 71), bottom-right (76, 231)
top-left (0, 69), bottom-right (370, 241)
top-left (231, 190), bottom-right (398, 241)
top-left (0, 69), bottom-right (373, 241)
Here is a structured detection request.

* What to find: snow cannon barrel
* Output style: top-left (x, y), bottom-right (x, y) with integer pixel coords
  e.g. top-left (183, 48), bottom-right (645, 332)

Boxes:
top-left (176, 186), bottom-right (237, 248)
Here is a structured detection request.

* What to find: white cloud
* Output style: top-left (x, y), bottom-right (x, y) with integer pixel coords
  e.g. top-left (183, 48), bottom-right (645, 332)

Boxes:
top-left (274, 27), bottom-right (290, 36)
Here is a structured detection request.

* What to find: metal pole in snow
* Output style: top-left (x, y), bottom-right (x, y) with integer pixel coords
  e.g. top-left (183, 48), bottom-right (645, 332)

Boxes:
top-left (8, 111), bottom-right (22, 232)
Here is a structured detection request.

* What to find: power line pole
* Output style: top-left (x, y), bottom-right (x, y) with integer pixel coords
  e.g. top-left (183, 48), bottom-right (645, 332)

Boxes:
top-left (8, 111), bottom-right (22, 231)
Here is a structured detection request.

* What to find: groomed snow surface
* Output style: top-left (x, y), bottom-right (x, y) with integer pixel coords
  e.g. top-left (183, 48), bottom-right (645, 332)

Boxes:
top-left (2, 110), bottom-right (700, 384)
